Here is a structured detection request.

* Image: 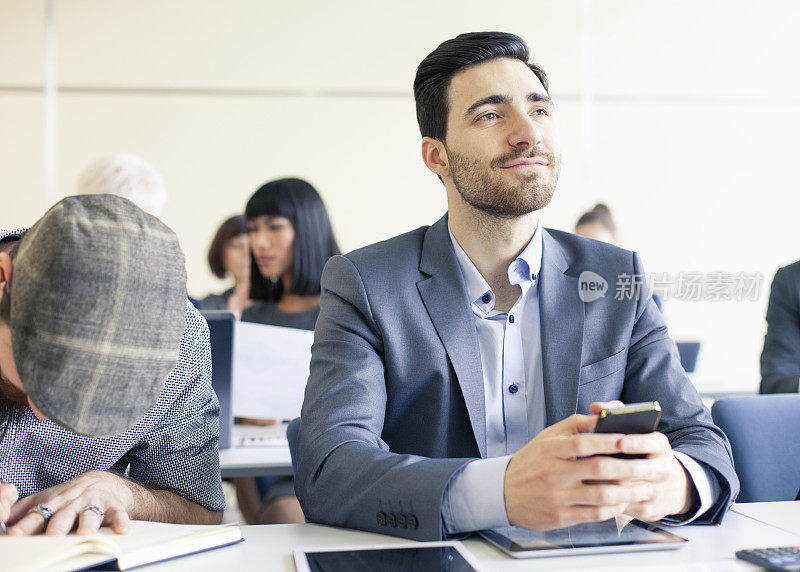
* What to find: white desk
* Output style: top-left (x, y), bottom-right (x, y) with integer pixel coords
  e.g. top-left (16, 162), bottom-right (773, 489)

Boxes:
top-left (142, 504), bottom-right (800, 571)
top-left (219, 445), bottom-right (292, 478)
top-left (219, 424), bottom-right (293, 478)
top-left (732, 501), bottom-right (800, 537)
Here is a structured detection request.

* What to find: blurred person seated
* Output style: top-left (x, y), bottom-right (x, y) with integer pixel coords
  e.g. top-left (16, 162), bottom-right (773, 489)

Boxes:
top-left (200, 215), bottom-right (252, 319)
top-left (575, 203), bottom-right (662, 311)
top-left (760, 260), bottom-right (800, 393)
top-left (234, 177), bottom-right (340, 525)
top-left (0, 196), bottom-right (223, 537)
top-left (575, 203), bottom-right (618, 244)
top-left (76, 153), bottom-right (167, 217)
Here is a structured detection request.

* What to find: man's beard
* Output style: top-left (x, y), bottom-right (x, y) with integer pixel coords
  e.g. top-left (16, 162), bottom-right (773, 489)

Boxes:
top-left (447, 146), bottom-right (560, 218)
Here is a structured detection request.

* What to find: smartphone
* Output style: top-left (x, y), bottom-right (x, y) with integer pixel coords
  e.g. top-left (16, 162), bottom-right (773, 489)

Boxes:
top-left (594, 401), bottom-right (661, 459)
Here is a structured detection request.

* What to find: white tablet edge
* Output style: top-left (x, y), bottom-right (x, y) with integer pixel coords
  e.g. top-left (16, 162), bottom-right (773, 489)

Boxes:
top-left (479, 528), bottom-right (688, 559)
top-left (293, 540), bottom-right (484, 571)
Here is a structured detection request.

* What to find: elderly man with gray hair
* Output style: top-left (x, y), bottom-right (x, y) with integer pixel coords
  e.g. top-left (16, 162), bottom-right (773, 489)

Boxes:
top-left (0, 194), bottom-right (223, 536)
top-left (76, 153), bottom-right (168, 217)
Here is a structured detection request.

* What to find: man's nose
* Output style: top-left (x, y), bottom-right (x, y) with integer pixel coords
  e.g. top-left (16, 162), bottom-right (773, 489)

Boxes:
top-left (508, 113), bottom-right (543, 149)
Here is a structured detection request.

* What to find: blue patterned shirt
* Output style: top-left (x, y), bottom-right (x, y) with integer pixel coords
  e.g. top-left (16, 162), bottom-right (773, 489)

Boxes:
top-left (0, 228), bottom-right (224, 512)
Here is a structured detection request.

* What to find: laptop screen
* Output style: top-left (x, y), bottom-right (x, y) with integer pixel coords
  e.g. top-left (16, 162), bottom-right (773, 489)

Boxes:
top-left (201, 310), bottom-right (235, 449)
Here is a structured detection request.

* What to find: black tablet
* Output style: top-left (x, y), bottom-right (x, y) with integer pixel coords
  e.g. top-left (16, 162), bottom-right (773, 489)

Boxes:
top-left (294, 541), bottom-right (483, 571)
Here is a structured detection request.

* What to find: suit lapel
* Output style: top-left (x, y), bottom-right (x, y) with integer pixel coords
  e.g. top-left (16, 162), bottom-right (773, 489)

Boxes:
top-left (539, 230), bottom-right (585, 426)
top-left (417, 216), bottom-right (487, 458)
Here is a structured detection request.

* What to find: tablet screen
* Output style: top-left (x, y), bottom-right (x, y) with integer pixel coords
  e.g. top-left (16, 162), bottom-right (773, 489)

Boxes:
top-left (303, 545), bottom-right (478, 571)
top-left (482, 517), bottom-right (687, 553)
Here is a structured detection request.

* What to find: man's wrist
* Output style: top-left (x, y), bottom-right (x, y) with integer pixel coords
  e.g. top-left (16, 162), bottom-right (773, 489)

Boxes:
top-left (99, 470), bottom-right (141, 514)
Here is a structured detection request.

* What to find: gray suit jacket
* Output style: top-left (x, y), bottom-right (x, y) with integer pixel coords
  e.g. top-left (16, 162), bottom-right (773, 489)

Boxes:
top-left (761, 260), bottom-right (800, 393)
top-left (296, 215), bottom-right (738, 541)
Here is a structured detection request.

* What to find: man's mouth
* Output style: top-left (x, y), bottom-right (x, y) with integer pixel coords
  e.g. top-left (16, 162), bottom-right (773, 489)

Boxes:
top-left (500, 157), bottom-right (549, 170)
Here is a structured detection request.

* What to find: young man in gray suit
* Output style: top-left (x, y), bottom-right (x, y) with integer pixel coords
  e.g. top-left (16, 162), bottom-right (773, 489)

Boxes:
top-left (296, 32), bottom-right (738, 541)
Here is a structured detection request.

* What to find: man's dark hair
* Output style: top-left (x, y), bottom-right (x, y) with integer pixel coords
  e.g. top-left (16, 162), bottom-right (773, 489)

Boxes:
top-left (245, 178), bottom-right (340, 302)
top-left (207, 215), bottom-right (248, 279)
top-left (414, 31), bottom-right (550, 142)
top-left (0, 237), bottom-right (22, 325)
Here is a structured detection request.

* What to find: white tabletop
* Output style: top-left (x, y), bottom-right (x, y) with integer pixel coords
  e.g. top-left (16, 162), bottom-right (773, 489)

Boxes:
top-left (732, 501), bottom-right (800, 537)
top-left (142, 503), bottom-right (800, 571)
top-left (218, 424), bottom-right (293, 478)
top-left (218, 445), bottom-right (292, 478)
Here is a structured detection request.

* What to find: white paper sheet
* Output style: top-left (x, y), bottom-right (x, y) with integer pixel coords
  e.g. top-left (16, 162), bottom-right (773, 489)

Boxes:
top-left (232, 321), bottom-right (313, 420)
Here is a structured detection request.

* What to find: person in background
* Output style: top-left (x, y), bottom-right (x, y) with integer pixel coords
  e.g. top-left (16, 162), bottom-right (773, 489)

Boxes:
top-left (235, 177), bottom-right (340, 525)
top-left (75, 153), bottom-right (168, 217)
top-left (575, 203), bottom-right (618, 244)
top-left (201, 215), bottom-right (252, 319)
top-left (760, 260), bottom-right (800, 393)
top-left (574, 204), bottom-right (663, 311)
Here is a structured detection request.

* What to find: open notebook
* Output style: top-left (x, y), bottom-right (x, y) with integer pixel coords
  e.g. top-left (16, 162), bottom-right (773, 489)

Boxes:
top-left (0, 521), bottom-right (243, 572)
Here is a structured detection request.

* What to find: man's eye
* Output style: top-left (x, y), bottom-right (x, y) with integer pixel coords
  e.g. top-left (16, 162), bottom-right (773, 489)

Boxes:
top-left (533, 108), bottom-right (549, 116)
top-left (479, 112), bottom-right (499, 121)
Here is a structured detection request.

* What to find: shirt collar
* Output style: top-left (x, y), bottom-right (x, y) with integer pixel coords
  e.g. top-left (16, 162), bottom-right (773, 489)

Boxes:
top-left (448, 219), bottom-right (544, 314)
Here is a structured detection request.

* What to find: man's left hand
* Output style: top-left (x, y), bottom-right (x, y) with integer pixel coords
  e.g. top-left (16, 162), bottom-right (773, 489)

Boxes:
top-left (611, 431), bottom-right (693, 520)
top-left (6, 471), bottom-right (133, 536)
top-left (589, 401), bottom-right (693, 521)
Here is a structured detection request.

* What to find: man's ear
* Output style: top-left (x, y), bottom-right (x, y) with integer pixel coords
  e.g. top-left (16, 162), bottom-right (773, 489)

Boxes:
top-left (0, 252), bottom-right (13, 290)
top-left (421, 137), bottom-right (450, 179)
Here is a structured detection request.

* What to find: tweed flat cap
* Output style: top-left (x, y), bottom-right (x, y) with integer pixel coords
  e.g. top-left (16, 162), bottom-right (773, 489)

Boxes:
top-left (10, 195), bottom-right (187, 436)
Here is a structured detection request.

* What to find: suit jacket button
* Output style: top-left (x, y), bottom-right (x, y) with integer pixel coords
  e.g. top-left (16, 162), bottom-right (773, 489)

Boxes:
top-left (387, 513), bottom-right (397, 527)
top-left (376, 512), bottom-right (387, 527)
top-left (407, 514), bottom-right (418, 529)
top-left (396, 513), bottom-right (407, 528)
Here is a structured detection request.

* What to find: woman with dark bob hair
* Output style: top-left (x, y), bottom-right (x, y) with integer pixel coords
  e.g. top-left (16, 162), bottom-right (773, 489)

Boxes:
top-left (236, 177), bottom-right (339, 525)
top-left (241, 177), bottom-right (340, 326)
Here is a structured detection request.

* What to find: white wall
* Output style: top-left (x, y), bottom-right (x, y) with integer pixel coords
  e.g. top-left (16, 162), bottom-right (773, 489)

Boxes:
top-left (2, 0), bottom-right (799, 392)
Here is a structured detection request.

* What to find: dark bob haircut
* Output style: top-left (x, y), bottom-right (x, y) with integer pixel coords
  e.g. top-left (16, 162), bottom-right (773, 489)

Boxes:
top-left (414, 31), bottom-right (550, 142)
top-left (207, 215), bottom-right (248, 279)
top-left (245, 178), bottom-right (340, 301)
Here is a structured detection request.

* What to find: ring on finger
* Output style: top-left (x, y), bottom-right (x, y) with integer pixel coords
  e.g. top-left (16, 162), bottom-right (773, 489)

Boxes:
top-left (28, 504), bottom-right (54, 523)
top-left (81, 505), bottom-right (105, 518)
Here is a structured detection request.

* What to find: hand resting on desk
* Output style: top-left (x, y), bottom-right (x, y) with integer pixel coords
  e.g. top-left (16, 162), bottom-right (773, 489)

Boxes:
top-left (4, 470), bottom-right (222, 536)
top-left (504, 400), bottom-right (693, 531)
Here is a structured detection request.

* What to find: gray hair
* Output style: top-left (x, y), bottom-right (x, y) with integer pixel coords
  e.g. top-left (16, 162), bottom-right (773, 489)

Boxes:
top-left (76, 153), bottom-right (167, 217)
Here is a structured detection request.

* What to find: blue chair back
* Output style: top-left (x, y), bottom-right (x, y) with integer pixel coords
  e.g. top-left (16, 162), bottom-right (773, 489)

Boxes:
top-left (287, 417), bottom-right (301, 476)
top-left (711, 394), bottom-right (800, 502)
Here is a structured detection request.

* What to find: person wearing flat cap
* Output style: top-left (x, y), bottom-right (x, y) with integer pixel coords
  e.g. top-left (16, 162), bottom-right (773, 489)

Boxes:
top-left (0, 194), bottom-right (224, 536)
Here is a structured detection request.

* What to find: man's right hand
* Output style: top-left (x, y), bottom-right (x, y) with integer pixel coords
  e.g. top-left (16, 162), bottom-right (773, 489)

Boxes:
top-left (503, 412), bottom-right (656, 530)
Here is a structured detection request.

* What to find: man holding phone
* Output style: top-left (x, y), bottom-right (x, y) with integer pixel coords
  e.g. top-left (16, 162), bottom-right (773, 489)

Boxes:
top-left (296, 31), bottom-right (738, 540)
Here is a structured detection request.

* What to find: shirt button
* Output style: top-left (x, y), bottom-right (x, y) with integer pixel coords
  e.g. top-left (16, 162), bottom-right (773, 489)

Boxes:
top-left (509, 315), bottom-right (515, 324)
top-left (509, 384), bottom-right (519, 394)
top-left (481, 293), bottom-right (491, 304)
